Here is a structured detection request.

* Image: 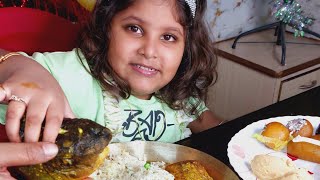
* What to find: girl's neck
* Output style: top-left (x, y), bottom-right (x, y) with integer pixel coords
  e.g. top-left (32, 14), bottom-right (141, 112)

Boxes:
top-left (131, 93), bottom-right (152, 100)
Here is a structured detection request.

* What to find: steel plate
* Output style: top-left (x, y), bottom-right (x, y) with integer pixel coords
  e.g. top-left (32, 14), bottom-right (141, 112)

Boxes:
top-left (104, 141), bottom-right (239, 180)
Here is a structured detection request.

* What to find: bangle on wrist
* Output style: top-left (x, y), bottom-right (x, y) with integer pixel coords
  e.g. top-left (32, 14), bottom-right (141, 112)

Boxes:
top-left (0, 52), bottom-right (21, 64)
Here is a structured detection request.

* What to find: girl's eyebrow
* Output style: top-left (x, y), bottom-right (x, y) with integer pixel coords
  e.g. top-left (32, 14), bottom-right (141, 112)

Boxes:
top-left (164, 27), bottom-right (184, 37)
top-left (121, 16), bottom-right (183, 36)
top-left (121, 16), bottom-right (145, 24)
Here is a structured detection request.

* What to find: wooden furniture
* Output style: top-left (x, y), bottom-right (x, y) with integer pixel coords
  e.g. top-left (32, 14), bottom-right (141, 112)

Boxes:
top-left (208, 30), bottom-right (320, 121)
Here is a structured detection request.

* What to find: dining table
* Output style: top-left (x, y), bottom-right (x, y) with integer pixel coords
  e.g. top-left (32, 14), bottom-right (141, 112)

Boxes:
top-left (176, 86), bottom-right (320, 179)
top-left (0, 86), bottom-right (319, 179)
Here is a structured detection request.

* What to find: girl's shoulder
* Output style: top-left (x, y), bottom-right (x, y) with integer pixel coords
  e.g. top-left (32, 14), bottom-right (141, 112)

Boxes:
top-left (20, 48), bottom-right (83, 62)
top-left (34, 48), bottom-right (84, 63)
top-left (21, 48), bottom-right (90, 72)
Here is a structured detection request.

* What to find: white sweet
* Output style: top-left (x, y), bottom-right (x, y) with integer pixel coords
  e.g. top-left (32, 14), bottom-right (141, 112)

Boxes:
top-left (286, 118), bottom-right (307, 134)
top-left (251, 154), bottom-right (314, 180)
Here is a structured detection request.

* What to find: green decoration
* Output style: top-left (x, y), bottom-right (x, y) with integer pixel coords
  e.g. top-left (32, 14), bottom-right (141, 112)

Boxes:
top-left (272, 0), bottom-right (314, 37)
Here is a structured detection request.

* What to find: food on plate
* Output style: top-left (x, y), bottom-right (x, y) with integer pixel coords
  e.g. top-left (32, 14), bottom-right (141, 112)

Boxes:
top-left (92, 147), bottom-right (175, 180)
top-left (251, 154), bottom-right (295, 179)
top-left (316, 123), bottom-right (320, 135)
top-left (250, 154), bottom-right (313, 180)
top-left (286, 118), bottom-right (313, 137)
top-left (287, 134), bottom-right (320, 164)
top-left (92, 146), bottom-right (214, 180)
top-left (261, 122), bottom-right (290, 141)
top-left (253, 122), bottom-right (291, 150)
top-left (10, 118), bottom-right (112, 180)
top-left (165, 160), bottom-right (213, 180)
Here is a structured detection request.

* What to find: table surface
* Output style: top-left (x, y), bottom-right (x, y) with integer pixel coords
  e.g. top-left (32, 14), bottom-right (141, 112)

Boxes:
top-left (216, 29), bottom-right (320, 78)
top-left (176, 86), bottom-right (320, 179)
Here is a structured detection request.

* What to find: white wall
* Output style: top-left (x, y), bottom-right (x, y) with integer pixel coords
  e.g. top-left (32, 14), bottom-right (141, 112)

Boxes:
top-left (205, 0), bottom-right (320, 42)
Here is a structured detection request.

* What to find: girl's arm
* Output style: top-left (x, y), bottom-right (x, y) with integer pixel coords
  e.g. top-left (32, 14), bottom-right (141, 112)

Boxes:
top-left (188, 110), bottom-right (223, 133)
top-left (0, 49), bottom-right (74, 143)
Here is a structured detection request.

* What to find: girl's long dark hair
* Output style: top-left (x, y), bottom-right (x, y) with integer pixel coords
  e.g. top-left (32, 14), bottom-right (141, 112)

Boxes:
top-left (77, 0), bottom-right (217, 117)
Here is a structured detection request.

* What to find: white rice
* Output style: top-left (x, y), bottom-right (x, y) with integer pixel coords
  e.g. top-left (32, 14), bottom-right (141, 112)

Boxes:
top-left (91, 147), bottom-right (174, 180)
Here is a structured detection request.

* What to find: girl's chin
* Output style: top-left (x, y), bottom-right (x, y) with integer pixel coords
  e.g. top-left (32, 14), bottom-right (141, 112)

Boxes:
top-left (128, 81), bottom-right (163, 99)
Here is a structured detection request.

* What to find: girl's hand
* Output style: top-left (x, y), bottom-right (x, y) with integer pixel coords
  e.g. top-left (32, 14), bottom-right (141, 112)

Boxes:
top-left (0, 55), bottom-right (75, 143)
top-left (0, 142), bottom-right (58, 180)
top-left (188, 110), bottom-right (222, 133)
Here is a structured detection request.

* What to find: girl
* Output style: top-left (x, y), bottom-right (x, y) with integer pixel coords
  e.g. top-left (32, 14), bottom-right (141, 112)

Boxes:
top-left (0, 0), bottom-right (221, 143)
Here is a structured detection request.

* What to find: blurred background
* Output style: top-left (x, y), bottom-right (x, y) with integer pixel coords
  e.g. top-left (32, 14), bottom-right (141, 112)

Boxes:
top-left (205, 0), bottom-right (320, 41)
top-left (0, 0), bottom-right (319, 41)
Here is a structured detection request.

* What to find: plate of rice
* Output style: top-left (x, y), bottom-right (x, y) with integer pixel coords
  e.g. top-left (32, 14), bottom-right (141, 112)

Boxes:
top-left (90, 141), bottom-right (239, 180)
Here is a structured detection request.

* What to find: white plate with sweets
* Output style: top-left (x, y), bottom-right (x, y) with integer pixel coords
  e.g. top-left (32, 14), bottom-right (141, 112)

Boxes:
top-left (227, 115), bottom-right (320, 180)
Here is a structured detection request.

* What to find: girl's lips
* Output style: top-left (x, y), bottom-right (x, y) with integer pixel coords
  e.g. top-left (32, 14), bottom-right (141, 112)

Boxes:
top-left (131, 63), bottom-right (159, 76)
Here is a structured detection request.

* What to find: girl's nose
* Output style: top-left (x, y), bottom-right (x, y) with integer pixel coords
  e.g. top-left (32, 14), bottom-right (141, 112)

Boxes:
top-left (137, 38), bottom-right (158, 60)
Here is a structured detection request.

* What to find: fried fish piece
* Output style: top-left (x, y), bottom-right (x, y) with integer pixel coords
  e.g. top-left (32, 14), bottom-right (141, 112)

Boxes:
top-left (10, 118), bottom-right (112, 180)
top-left (165, 160), bottom-right (213, 180)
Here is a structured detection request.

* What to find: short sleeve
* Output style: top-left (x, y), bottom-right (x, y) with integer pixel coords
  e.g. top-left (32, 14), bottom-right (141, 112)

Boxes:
top-left (188, 97), bottom-right (208, 116)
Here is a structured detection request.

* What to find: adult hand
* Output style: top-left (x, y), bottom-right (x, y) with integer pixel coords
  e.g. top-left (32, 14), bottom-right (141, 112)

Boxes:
top-left (0, 53), bottom-right (75, 143)
top-left (0, 142), bottom-right (58, 180)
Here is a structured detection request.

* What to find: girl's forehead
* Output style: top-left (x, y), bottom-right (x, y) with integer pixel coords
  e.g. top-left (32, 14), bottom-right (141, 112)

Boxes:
top-left (130, 0), bottom-right (177, 11)
top-left (114, 0), bottom-right (183, 27)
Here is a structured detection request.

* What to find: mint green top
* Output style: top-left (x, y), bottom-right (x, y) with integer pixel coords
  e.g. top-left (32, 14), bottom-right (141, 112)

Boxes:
top-left (0, 49), bottom-right (208, 143)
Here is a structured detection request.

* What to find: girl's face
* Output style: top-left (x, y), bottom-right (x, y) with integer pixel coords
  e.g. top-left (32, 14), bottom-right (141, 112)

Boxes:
top-left (108, 0), bottom-right (185, 100)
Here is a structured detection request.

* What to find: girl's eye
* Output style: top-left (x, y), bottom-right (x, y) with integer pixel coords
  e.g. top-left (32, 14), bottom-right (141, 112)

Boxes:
top-left (162, 34), bottom-right (176, 42)
top-left (127, 25), bottom-right (142, 34)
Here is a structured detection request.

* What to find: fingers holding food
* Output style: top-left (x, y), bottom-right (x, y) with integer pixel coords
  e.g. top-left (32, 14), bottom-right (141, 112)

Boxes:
top-left (2, 81), bottom-right (75, 143)
top-left (24, 95), bottom-right (57, 143)
top-left (24, 97), bottom-right (57, 143)
top-left (0, 142), bottom-right (58, 167)
top-left (1, 58), bottom-right (76, 143)
top-left (41, 97), bottom-right (75, 143)
top-left (5, 100), bottom-right (27, 142)
top-left (10, 118), bottom-right (112, 180)
top-left (41, 115), bottom-right (63, 143)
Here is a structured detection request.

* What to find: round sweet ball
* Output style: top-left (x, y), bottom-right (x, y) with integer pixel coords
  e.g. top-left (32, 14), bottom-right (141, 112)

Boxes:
top-left (286, 119), bottom-right (313, 138)
top-left (261, 122), bottom-right (290, 141)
